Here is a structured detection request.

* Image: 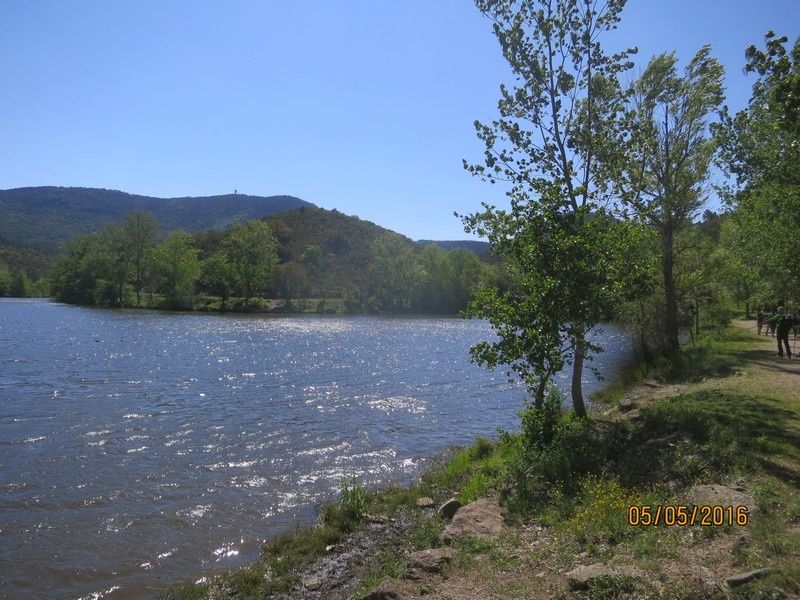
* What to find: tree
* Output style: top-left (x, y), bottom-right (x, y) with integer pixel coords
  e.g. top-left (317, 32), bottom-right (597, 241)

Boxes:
top-left (123, 212), bottom-right (157, 307)
top-left (50, 233), bottom-right (107, 305)
top-left (616, 47), bottom-right (724, 356)
top-left (201, 251), bottom-right (236, 311)
top-left (225, 221), bottom-right (279, 305)
top-left (463, 0), bottom-right (636, 415)
top-left (154, 230), bottom-right (201, 310)
top-left (0, 270), bottom-right (10, 297)
top-left (9, 271), bottom-right (33, 297)
top-left (713, 218), bottom-right (761, 318)
top-left (370, 234), bottom-right (424, 312)
top-left (272, 262), bottom-right (309, 305)
top-left (103, 223), bottom-right (131, 307)
top-left (716, 33), bottom-right (800, 302)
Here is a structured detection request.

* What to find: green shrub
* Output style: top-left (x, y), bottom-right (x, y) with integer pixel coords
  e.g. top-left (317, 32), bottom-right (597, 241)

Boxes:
top-left (519, 386), bottom-right (565, 453)
top-left (322, 479), bottom-right (366, 531)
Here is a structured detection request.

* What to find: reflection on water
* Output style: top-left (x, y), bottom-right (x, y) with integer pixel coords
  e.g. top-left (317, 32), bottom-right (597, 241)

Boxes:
top-left (0, 299), bottom-right (634, 599)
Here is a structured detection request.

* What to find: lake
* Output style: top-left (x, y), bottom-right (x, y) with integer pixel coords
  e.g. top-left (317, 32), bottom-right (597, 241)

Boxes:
top-left (0, 299), bottom-right (634, 599)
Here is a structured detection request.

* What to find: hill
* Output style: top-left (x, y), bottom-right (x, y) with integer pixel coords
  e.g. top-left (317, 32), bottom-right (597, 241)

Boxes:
top-left (0, 186), bottom-right (314, 254)
top-left (417, 239), bottom-right (491, 258)
top-left (194, 206), bottom-right (415, 302)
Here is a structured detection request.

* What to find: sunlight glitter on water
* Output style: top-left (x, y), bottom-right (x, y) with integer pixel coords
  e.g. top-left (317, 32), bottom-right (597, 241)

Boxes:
top-left (0, 301), bottom-right (635, 600)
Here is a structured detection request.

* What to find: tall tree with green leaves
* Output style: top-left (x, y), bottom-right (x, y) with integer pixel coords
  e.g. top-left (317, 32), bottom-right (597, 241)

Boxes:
top-left (463, 0), bottom-right (636, 415)
top-left (225, 221), bottom-right (279, 306)
top-left (616, 47), bottom-right (725, 356)
top-left (201, 251), bottom-right (236, 311)
top-left (103, 223), bottom-right (131, 307)
top-left (154, 230), bottom-right (201, 310)
top-left (716, 33), bottom-right (800, 301)
top-left (370, 234), bottom-right (424, 312)
top-left (123, 212), bottom-right (157, 307)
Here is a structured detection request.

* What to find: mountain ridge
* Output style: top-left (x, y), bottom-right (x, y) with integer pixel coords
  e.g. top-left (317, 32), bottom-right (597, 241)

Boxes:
top-left (0, 186), bottom-right (315, 254)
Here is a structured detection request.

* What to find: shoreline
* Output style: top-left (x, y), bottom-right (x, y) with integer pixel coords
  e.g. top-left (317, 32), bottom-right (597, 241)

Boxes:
top-left (159, 357), bottom-right (643, 599)
top-left (162, 320), bottom-right (800, 599)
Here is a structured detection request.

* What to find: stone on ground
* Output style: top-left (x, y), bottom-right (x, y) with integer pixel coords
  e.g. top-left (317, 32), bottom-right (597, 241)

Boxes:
top-left (415, 497), bottom-right (436, 509)
top-left (442, 498), bottom-right (506, 542)
top-left (684, 484), bottom-right (757, 512)
top-left (437, 497), bottom-right (461, 519)
top-left (302, 575), bottom-right (322, 590)
top-left (726, 568), bottom-right (771, 587)
top-left (407, 548), bottom-right (455, 573)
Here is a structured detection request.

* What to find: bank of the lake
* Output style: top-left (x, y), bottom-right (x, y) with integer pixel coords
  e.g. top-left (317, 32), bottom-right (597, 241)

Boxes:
top-left (0, 299), bottom-right (635, 600)
top-left (165, 320), bottom-right (800, 599)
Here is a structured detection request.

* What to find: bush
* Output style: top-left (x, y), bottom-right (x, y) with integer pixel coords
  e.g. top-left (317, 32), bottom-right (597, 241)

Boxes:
top-left (321, 479), bottom-right (366, 531)
top-left (519, 386), bottom-right (564, 453)
top-left (567, 475), bottom-right (637, 544)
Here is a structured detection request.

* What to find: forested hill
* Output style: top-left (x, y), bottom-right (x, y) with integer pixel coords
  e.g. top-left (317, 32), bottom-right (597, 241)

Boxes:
top-left (197, 206), bottom-right (425, 306)
top-left (46, 205), bottom-right (495, 313)
top-left (417, 239), bottom-right (491, 258)
top-left (0, 186), bottom-right (314, 254)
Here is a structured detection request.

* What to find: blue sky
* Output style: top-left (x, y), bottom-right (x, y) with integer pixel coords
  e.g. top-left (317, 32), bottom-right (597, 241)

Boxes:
top-left (1, 1), bottom-right (798, 240)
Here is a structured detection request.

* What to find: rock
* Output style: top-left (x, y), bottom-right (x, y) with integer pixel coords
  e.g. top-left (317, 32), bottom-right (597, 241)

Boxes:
top-left (360, 577), bottom-right (403, 599)
top-left (619, 397), bottom-right (636, 412)
top-left (407, 548), bottom-right (455, 573)
top-left (415, 496), bottom-right (436, 509)
top-left (366, 514), bottom-right (392, 524)
top-left (442, 498), bottom-right (506, 542)
top-left (565, 563), bottom-right (642, 590)
top-left (732, 533), bottom-right (752, 555)
top-left (437, 497), bottom-right (462, 520)
top-left (726, 568), bottom-right (771, 587)
top-left (302, 575), bottom-right (322, 590)
top-left (684, 484), bottom-right (757, 513)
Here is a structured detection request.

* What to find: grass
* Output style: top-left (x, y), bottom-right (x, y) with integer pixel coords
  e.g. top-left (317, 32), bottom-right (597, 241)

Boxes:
top-left (352, 550), bottom-right (407, 598)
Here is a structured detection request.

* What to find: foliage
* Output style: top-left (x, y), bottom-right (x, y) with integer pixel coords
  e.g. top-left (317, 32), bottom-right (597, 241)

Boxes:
top-left (716, 33), bottom-right (800, 303)
top-left (369, 234), bottom-right (426, 311)
top-left (567, 475), bottom-right (637, 544)
top-left (463, 0), bottom-right (639, 415)
top-left (49, 206), bottom-right (493, 313)
top-left (199, 251), bottom-right (235, 311)
top-left (154, 230), bottom-right (201, 310)
top-left (124, 212), bottom-right (157, 307)
top-left (616, 46), bottom-right (725, 355)
top-left (224, 220), bottom-right (279, 305)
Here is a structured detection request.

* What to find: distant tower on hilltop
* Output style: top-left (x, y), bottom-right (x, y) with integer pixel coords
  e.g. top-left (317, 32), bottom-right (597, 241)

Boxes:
top-left (234, 189), bottom-right (237, 195)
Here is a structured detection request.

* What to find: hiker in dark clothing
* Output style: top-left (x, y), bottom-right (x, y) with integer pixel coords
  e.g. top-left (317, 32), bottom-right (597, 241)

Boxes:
top-left (770, 307), bottom-right (794, 358)
top-left (757, 308), bottom-right (765, 335)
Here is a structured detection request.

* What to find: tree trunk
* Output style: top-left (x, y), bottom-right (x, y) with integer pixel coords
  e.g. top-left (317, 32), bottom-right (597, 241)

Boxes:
top-left (571, 332), bottom-right (587, 418)
top-left (534, 378), bottom-right (547, 409)
top-left (661, 226), bottom-right (680, 356)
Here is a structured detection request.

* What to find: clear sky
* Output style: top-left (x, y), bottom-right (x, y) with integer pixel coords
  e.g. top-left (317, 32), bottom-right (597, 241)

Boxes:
top-left (1, 1), bottom-right (798, 240)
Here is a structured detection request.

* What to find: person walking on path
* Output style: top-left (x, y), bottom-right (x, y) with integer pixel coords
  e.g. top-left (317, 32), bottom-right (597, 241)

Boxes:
top-left (757, 308), bottom-right (765, 335)
top-left (770, 307), bottom-right (794, 358)
top-left (766, 308), bottom-right (777, 337)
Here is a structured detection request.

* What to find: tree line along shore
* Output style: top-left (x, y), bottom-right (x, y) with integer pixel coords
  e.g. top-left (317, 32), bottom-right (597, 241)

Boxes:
top-left (38, 208), bottom-right (496, 315)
